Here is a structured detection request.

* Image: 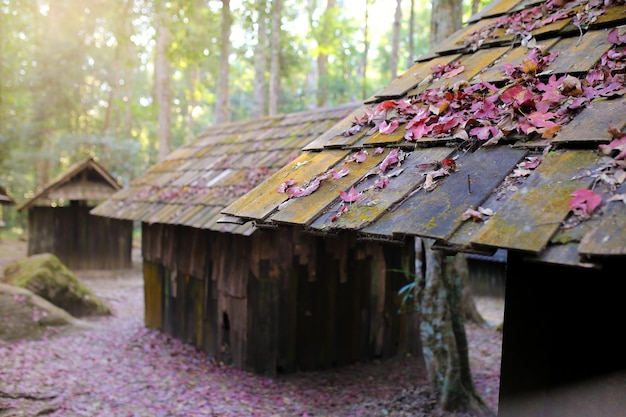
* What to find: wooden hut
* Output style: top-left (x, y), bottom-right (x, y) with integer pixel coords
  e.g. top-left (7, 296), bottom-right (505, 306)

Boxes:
top-left (222, 1), bottom-right (626, 415)
top-left (0, 185), bottom-right (15, 230)
top-left (17, 157), bottom-right (132, 270)
top-left (92, 104), bottom-right (422, 374)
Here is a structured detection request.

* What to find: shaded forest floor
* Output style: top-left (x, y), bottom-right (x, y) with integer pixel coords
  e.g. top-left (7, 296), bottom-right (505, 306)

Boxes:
top-left (0, 239), bottom-right (503, 417)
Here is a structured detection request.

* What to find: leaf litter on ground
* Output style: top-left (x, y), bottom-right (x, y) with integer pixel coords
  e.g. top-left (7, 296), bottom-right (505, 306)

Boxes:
top-left (0, 250), bottom-right (502, 417)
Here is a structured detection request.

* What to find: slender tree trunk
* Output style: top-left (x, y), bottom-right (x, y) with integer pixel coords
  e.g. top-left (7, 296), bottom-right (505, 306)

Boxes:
top-left (409, 0), bottom-right (415, 64)
top-left (472, 0), bottom-right (481, 16)
top-left (361, 0), bottom-right (371, 100)
top-left (155, 14), bottom-right (172, 161)
top-left (253, 1), bottom-right (268, 118)
top-left (215, 0), bottom-right (232, 124)
top-left (416, 238), bottom-right (493, 415)
top-left (185, 66), bottom-right (201, 142)
top-left (430, 0), bottom-right (463, 49)
top-left (268, 0), bottom-right (282, 115)
top-left (315, 0), bottom-right (336, 108)
top-left (390, 0), bottom-right (402, 80)
top-left (453, 254), bottom-right (486, 325)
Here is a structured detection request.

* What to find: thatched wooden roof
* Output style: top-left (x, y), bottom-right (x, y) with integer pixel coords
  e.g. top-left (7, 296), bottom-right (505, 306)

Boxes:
top-left (0, 186), bottom-right (15, 206)
top-left (91, 104), bottom-right (360, 235)
top-left (17, 157), bottom-right (121, 211)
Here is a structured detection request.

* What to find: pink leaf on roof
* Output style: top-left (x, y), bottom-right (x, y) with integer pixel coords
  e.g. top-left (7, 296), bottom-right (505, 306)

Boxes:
top-left (340, 187), bottom-right (361, 203)
top-left (598, 137), bottom-right (626, 160)
top-left (354, 150), bottom-right (368, 163)
top-left (374, 176), bottom-right (390, 189)
top-left (380, 149), bottom-right (400, 172)
top-left (278, 179), bottom-right (297, 193)
top-left (470, 125), bottom-right (501, 141)
top-left (568, 189), bottom-right (602, 218)
top-left (608, 28), bottom-right (626, 46)
top-left (331, 167), bottom-right (351, 179)
top-left (443, 64), bottom-right (465, 78)
top-left (379, 119), bottom-right (400, 134)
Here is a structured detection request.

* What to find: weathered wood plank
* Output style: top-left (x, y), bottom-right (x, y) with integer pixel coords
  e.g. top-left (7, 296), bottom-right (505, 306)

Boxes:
top-left (548, 30), bottom-right (614, 75)
top-left (222, 150), bottom-right (349, 221)
top-left (296, 261), bottom-right (320, 371)
top-left (246, 264), bottom-right (279, 374)
top-left (553, 96), bottom-right (626, 144)
top-left (202, 260), bottom-right (218, 359)
top-left (310, 147), bottom-right (454, 232)
top-left (371, 54), bottom-right (461, 99)
top-left (578, 182), bottom-right (626, 257)
top-left (303, 106), bottom-right (368, 151)
top-left (362, 146), bottom-right (527, 240)
top-left (417, 46), bottom-right (509, 93)
top-left (270, 149), bottom-right (387, 226)
top-left (472, 150), bottom-right (602, 252)
top-left (480, 39), bottom-right (559, 84)
top-left (143, 261), bottom-right (163, 329)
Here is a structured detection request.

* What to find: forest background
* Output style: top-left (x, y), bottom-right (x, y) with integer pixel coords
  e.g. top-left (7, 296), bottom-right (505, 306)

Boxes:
top-left (0, 0), bottom-right (487, 234)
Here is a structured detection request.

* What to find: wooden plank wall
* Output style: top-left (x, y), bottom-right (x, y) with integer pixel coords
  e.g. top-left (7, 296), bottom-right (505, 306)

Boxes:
top-left (141, 222), bottom-right (421, 375)
top-left (143, 261), bottom-right (163, 329)
top-left (27, 206), bottom-right (132, 270)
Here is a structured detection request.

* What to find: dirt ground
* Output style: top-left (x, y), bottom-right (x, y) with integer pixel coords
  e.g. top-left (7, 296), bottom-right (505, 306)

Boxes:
top-left (0, 239), bottom-right (503, 417)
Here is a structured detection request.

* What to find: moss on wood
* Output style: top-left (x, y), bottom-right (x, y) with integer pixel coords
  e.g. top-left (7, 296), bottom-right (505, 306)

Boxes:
top-left (3, 253), bottom-right (111, 317)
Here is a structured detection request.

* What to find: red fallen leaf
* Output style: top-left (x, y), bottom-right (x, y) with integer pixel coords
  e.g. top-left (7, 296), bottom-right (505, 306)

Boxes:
top-left (443, 64), bottom-right (465, 78)
top-left (520, 156), bottom-right (541, 169)
top-left (378, 119), bottom-right (400, 134)
top-left (330, 167), bottom-right (350, 179)
top-left (354, 150), bottom-right (368, 163)
top-left (278, 179), bottom-right (297, 193)
top-left (340, 186), bottom-right (361, 203)
top-left (374, 147), bottom-right (384, 154)
top-left (461, 206), bottom-right (493, 222)
top-left (441, 158), bottom-right (457, 171)
top-left (288, 177), bottom-right (323, 198)
top-left (380, 149), bottom-right (400, 172)
top-left (470, 125), bottom-right (500, 141)
top-left (331, 204), bottom-right (349, 222)
top-left (376, 100), bottom-right (397, 112)
top-left (374, 176), bottom-right (390, 188)
top-left (525, 110), bottom-right (557, 128)
top-left (608, 27), bottom-right (626, 46)
top-left (568, 189), bottom-right (602, 218)
top-left (598, 137), bottom-right (626, 160)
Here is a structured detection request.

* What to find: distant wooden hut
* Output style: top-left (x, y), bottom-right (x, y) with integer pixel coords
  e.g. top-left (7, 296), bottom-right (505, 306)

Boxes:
top-left (17, 157), bottom-right (132, 270)
top-left (92, 105), bottom-right (422, 374)
top-left (0, 185), bottom-right (15, 230)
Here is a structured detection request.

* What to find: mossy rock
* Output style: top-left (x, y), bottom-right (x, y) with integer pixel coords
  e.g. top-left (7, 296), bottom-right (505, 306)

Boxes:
top-left (0, 283), bottom-right (96, 341)
top-left (3, 253), bottom-right (111, 317)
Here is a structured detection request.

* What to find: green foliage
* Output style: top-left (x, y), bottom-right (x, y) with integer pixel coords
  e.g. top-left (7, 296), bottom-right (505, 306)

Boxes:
top-left (0, 0), bottom-right (452, 231)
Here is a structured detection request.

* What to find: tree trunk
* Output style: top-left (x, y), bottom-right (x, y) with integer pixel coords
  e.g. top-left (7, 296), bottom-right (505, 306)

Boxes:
top-left (268, 0), bottom-right (282, 115)
top-left (409, 0), bottom-right (415, 64)
top-left (430, 0), bottom-right (463, 49)
top-left (315, 0), bottom-right (336, 108)
top-left (253, 1), bottom-right (268, 118)
top-left (390, 0), bottom-right (402, 80)
top-left (416, 238), bottom-right (494, 416)
top-left (155, 13), bottom-right (172, 161)
top-left (454, 254), bottom-right (486, 325)
top-left (472, 0), bottom-right (481, 16)
top-left (361, 0), bottom-right (371, 100)
top-left (215, 0), bottom-right (231, 124)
